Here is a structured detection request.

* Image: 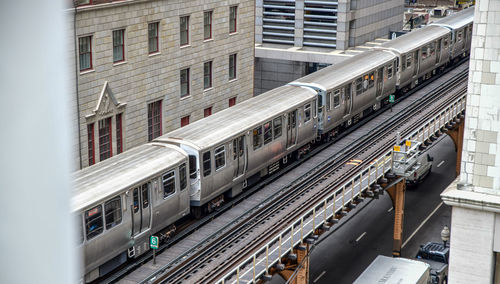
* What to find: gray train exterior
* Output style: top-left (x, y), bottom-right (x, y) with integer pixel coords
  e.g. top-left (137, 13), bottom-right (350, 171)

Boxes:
top-left (72, 8), bottom-right (474, 282)
top-left (72, 144), bottom-right (189, 282)
top-left (155, 85), bottom-right (318, 208)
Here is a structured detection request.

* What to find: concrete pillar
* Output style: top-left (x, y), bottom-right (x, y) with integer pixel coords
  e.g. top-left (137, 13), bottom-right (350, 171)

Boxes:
top-left (336, 0), bottom-right (351, 50)
top-left (295, 0), bottom-right (304, 48)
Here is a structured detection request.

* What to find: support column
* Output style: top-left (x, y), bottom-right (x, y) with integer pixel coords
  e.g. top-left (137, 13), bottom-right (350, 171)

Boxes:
top-left (446, 119), bottom-right (465, 177)
top-left (385, 179), bottom-right (406, 257)
top-left (278, 244), bottom-right (309, 284)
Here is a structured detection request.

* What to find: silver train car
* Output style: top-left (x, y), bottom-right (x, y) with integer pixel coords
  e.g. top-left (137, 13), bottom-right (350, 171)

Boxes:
top-left (154, 85), bottom-right (318, 216)
top-left (73, 7), bottom-right (474, 282)
top-left (73, 143), bottom-right (189, 282)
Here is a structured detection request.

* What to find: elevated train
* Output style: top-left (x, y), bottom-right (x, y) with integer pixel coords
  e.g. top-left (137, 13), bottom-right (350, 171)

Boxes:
top-left (73, 8), bottom-right (474, 282)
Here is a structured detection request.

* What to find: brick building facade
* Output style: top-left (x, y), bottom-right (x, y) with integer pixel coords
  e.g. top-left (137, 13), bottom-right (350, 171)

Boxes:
top-left (70, 0), bottom-right (254, 169)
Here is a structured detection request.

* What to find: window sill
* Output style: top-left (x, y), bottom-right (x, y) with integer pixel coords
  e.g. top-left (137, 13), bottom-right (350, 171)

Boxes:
top-left (229, 32), bottom-right (238, 36)
top-left (180, 44), bottom-right (191, 49)
top-left (229, 78), bottom-right (238, 83)
top-left (203, 38), bottom-right (214, 43)
top-left (180, 95), bottom-right (191, 101)
top-left (79, 69), bottom-right (95, 75)
top-left (148, 52), bottom-right (161, 57)
top-left (203, 87), bottom-right (214, 92)
top-left (113, 60), bottom-right (127, 67)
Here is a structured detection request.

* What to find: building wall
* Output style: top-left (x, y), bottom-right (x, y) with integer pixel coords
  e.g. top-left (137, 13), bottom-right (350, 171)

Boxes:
top-left (73, 0), bottom-right (254, 168)
top-left (254, 58), bottom-right (307, 95)
top-left (448, 207), bottom-right (495, 283)
top-left (460, 0), bottom-right (500, 191)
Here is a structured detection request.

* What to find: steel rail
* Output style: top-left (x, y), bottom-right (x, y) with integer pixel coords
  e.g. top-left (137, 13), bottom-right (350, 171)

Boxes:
top-left (149, 66), bottom-right (469, 284)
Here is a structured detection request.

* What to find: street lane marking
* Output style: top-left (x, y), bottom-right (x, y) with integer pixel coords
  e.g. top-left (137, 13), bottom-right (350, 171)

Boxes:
top-left (388, 207), bottom-right (394, 212)
top-left (356, 232), bottom-right (367, 242)
top-left (402, 202), bottom-right (444, 249)
top-left (437, 160), bottom-right (445, 168)
top-left (313, 270), bottom-right (326, 283)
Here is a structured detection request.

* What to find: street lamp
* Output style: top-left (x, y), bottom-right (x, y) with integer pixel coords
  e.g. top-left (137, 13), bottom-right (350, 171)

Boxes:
top-left (441, 225), bottom-right (450, 247)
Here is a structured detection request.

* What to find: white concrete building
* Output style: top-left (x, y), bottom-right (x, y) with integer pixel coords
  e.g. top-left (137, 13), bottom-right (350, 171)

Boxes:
top-left (441, 1), bottom-right (500, 282)
top-left (70, 0), bottom-right (254, 169)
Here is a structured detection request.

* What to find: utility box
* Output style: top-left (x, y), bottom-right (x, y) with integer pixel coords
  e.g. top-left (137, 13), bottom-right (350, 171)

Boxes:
top-left (354, 255), bottom-right (431, 284)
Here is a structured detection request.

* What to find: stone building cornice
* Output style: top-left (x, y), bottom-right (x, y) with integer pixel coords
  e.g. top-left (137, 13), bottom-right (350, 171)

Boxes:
top-left (441, 177), bottom-right (500, 213)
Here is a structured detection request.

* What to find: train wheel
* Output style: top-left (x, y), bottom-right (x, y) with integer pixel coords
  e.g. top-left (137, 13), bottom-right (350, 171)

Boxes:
top-left (191, 206), bottom-right (203, 219)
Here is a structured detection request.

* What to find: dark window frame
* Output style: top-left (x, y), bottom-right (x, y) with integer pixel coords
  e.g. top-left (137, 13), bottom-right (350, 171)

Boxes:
top-left (79, 36), bottom-right (92, 71)
top-left (204, 11), bottom-right (212, 40)
top-left (148, 22), bottom-right (159, 54)
top-left (148, 100), bottom-right (162, 142)
top-left (181, 115), bottom-right (190, 127)
top-left (116, 113), bottom-right (123, 154)
top-left (333, 90), bottom-right (340, 108)
top-left (253, 126), bottom-right (263, 150)
top-left (112, 29), bottom-right (125, 63)
top-left (214, 145), bottom-right (226, 171)
top-left (180, 68), bottom-right (190, 97)
top-left (263, 121), bottom-right (272, 144)
top-left (229, 97), bottom-right (236, 107)
top-left (98, 117), bottom-right (112, 161)
top-left (304, 104), bottom-right (311, 122)
top-left (273, 117), bottom-right (282, 139)
top-left (180, 16), bottom-right (189, 46)
top-left (229, 53), bottom-right (237, 80)
top-left (203, 151), bottom-right (211, 177)
top-left (204, 61), bottom-right (213, 90)
top-left (162, 171), bottom-right (176, 198)
top-left (179, 163), bottom-right (187, 190)
top-left (229, 6), bottom-right (238, 33)
top-left (87, 123), bottom-right (95, 166)
top-left (85, 205), bottom-right (103, 240)
top-left (204, 106), bottom-right (212, 117)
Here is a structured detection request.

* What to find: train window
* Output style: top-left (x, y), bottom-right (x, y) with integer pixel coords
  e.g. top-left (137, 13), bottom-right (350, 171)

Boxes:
top-left (312, 100), bottom-right (317, 118)
top-left (162, 171), bottom-right (175, 198)
top-left (85, 205), bottom-right (103, 240)
top-left (326, 92), bottom-right (332, 111)
top-left (304, 104), bottom-right (311, 122)
top-left (444, 37), bottom-right (449, 48)
top-left (264, 121), bottom-right (272, 144)
top-left (430, 42), bottom-right (435, 55)
top-left (189, 155), bottom-right (197, 178)
top-left (387, 64), bottom-right (393, 79)
top-left (333, 90), bottom-right (340, 108)
top-left (133, 188), bottom-right (139, 213)
top-left (363, 75), bottom-right (369, 91)
top-left (253, 126), bottom-right (262, 150)
top-left (406, 54), bottom-right (412, 68)
top-left (273, 117), bottom-right (282, 139)
top-left (202, 151), bottom-right (211, 177)
top-left (141, 184), bottom-right (149, 208)
top-left (180, 163), bottom-right (187, 190)
top-left (422, 46), bottom-right (428, 59)
top-left (401, 55), bottom-right (406, 71)
top-left (215, 145), bottom-right (226, 170)
top-left (457, 30), bottom-right (463, 41)
top-left (355, 78), bottom-right (363, 95)
top-left (104, 196), bottom-right (122, 229)
top-left (368, 72), bottom-right (374, 88)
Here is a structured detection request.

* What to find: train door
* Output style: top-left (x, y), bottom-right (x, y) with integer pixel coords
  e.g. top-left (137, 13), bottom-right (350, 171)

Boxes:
top-left (343, 83), bottom-right (352, 117)
top-left (232, 135), bottom-right (246, 179)
top-left (286, 110), bottom-right (297, 149)
top-left (376, 67), bottom-right (383, 99)
top-left (413, 50), bottom-right (419, 77)
top-left (436, 39), bottom-right (442, 64)
top-left (131, 183), bottom-right (151, 237)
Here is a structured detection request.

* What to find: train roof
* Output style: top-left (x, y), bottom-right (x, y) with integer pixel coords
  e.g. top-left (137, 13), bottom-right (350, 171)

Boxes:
top-left (431, 7), bottom-right (474, 29)
top-left (154, 85), bottom-right (316, 149)
top-left (293, 50), bottom-right (396, 90)
top-left (72, 143), bottom-right (187, 212)
top-left (378, 25), bottom-right (449, 54)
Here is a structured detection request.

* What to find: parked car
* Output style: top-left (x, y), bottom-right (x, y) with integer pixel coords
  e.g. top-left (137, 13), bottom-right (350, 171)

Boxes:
top-left (416, 242), bottom-right (449, 284)
top-left (407, 153), bottom-right (433, 185)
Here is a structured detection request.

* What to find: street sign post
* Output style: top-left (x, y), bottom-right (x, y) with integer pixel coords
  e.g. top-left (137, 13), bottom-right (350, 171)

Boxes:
top-left (150, 236), bottom-right (159, 264)
top-left (389, 94), bottom-right (395, 112)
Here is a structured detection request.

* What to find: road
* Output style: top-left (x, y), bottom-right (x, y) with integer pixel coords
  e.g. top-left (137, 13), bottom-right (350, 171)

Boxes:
top-left (270, 134), bottom-right (456, 284)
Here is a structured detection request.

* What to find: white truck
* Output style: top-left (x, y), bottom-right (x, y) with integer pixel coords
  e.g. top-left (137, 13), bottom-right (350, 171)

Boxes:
top-left (354, 255), bottom-right (431, 284)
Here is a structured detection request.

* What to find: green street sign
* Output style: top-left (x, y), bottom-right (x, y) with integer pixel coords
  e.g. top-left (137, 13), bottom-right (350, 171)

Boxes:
top-left (150, 236), bottom-right (159, 250)
top-left (389, 94), bottom-right (395, 103)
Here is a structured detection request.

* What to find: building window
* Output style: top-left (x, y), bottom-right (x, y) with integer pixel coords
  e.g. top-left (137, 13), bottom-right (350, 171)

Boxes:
top-left (229, 54), bottom-right (237, 80)
top-left (204, 11), bottom-right (212, 40)
top-left (148, 100), bottom-right (162, 141)
top-left (204, 61), bottom-right (212, 89)
top-left (79, 36), bottom-right (92, 71)
top-left (229, 97), bottom-right (236, 107)
top-left (87, 123), bottom-right (95, 166)
top-left (116, 113), bottom-right (123, 154)
top-left (98, 117), bottom-right (112, 161)
top-left (77, 0), bottom-right (91, 5)
top-left (113, 29), bottom-right (125, 63)
top-left (181, 115), bottom-right (190, 127)
top-left (180, 68), bottom-right (190, 97)
top-left (229, 6), bottom-right (237, 33)
top-left (148, 22), bottom-right (159, 54)
top-left (180, 16), bottom-right (189, 46)
top-left (204, 107), bottom-right (212, 117)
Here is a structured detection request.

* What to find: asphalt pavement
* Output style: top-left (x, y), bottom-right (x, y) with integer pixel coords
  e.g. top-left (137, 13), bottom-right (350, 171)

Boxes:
top-left (270, 134), bottom-right (457, 284)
